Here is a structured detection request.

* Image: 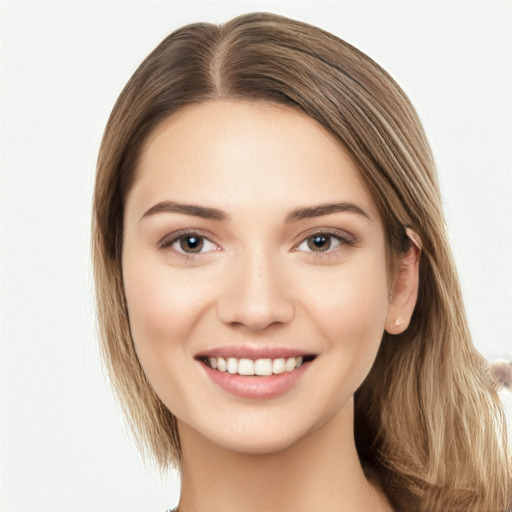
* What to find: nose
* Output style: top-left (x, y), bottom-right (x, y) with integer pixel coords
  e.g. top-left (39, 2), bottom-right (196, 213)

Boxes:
top-left (216, 250), bottom-right (295, 332)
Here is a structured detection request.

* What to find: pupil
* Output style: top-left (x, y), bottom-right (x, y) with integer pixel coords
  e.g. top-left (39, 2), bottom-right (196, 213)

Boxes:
top-left (308, 235), bottom-right (331, 252)
top-left (181, 235), bottom-right (203, 253)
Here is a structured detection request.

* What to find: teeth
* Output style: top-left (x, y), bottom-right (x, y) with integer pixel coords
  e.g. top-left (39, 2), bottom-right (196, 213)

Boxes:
top-left (216, 357), bottom-right (227, 372)
top-left (273, 358), bottom-right (285, 374)
top-left (227, 357), bottom-right (238, 374)
top-left (285, 357), bottom-right (297, 372)
top-left (205, 356), bottom-right (306, 376)
top-left (254, 358), bottom-right (273, 376)
top-left (238, 358), bottom-right (254, 376)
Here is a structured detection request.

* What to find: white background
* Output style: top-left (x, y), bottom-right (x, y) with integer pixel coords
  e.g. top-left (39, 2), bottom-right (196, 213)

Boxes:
top-left (1, 1), bottom-right (510, 511)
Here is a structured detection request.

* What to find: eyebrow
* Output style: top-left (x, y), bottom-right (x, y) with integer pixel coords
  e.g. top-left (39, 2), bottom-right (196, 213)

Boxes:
top-left (141, 201), bottom-right (230, 221)
top-left (140, 200), bottom-right (370, 223)
top-left (285, 202), bottom-right (371, 223)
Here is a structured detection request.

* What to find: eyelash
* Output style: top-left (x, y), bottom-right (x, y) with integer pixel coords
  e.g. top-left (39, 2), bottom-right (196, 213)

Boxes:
top-left (294, 229), bottom-right (355, 256)
top-left (157, 229), bottom-right (219, 258)
top-left (157, 228), bottom-right (355, 259)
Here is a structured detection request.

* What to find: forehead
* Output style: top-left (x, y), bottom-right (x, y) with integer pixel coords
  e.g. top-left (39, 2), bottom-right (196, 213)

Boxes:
top-left (129, 100), bottom-right (378, 221)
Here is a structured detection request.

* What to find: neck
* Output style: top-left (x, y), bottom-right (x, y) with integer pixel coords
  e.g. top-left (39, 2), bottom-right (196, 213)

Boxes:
top-left (176, 399), bottom-right (391, 512)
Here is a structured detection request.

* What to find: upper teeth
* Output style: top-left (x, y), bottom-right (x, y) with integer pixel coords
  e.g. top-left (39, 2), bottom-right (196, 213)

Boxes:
top-left (208, 356), bottom-right (304, 376)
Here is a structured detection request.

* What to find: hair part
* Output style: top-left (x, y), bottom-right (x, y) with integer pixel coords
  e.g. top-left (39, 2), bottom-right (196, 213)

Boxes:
top-left (92, 12), bottom-right (512, 511)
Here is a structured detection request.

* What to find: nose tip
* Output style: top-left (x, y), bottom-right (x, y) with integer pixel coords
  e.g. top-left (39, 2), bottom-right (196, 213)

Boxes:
top-left (216, 258), bottom-right (295, 332)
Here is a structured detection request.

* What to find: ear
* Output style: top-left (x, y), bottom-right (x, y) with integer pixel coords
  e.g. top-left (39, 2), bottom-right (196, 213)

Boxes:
top-left (385, 228), bottom-right (421, 335)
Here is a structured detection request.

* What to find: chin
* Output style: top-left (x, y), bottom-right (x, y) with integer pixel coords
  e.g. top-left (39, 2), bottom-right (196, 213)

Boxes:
top-left (178, 399), bottom-right (351, 459)
top-left (207, 427), bottom-right (309, 456)
top-left (177, 407), bottom-right (320, 456)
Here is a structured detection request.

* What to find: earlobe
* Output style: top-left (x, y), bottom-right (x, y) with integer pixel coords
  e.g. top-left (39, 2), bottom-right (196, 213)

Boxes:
top-left (385, 229), bottom-right (421, 335)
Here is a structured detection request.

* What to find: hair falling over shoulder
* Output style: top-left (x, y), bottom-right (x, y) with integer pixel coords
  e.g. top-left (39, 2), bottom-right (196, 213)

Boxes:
top-left (92, 12), bottom-right (512, 511)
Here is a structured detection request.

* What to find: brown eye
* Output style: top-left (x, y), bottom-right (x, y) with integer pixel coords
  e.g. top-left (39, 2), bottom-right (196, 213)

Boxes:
top-left (307, 235), bottom-right (332, 252)
top-left (295, 231), bottom-right (349, 254)
top-left (179, 235), bottom-right (204, 253)
top-left (162, 232), bottom-right (218, 255)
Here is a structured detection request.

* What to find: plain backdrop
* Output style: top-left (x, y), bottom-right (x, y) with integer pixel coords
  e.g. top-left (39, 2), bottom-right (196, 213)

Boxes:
top-left (1, 1), bottom-right (511, 511)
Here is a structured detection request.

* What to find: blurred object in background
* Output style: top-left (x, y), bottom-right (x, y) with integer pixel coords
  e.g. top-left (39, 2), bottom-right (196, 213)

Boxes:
top-left (490, 360), bottom-right (512, 390)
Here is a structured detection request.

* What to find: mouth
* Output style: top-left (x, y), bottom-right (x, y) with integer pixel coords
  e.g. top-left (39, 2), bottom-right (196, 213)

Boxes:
top-left (195, 346), bottom-right (317, 399)
top-left (197, 354), bottom-right (316, 376)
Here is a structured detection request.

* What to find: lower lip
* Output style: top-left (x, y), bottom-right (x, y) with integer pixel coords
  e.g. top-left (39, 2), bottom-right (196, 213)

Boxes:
top-left (201, 362), bottom-right (311, 399)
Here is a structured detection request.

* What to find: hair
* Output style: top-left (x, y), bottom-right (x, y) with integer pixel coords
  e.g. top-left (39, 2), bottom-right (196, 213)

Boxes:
top-left (92, 12), bottom-right (512, 511)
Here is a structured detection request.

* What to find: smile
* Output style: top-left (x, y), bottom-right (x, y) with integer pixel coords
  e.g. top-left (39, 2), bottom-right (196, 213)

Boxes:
top-left (196, 350), bottom-right (316, 399)
top-left (205, 356), bottom-right (305, 376)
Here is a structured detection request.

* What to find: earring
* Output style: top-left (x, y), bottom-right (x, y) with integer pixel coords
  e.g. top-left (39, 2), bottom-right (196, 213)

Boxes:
top-left (394, 319), bottom-right (401, 327)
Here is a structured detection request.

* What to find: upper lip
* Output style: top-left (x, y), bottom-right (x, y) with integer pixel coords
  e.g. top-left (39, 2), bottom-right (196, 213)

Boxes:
top-left (196, 345), bottom-right (317, 360)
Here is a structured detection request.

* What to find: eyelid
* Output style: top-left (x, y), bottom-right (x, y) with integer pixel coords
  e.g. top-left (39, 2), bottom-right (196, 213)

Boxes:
top-left (156, 227), bottom-right (356, 256)
top-left (293, 227), bottom-right (355, 246)
top-left (293, 228), bottom-right (357, 254)
top-left (157, 228), bottom-right (220, 252)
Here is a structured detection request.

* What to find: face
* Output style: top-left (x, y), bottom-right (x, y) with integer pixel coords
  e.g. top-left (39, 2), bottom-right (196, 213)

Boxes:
top-left (122, 100), bottom-right (394, 455)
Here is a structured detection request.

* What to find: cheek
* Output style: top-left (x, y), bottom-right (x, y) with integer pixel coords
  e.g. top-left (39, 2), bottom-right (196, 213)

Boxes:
top-left (122, 262), bottom-right (217, 414)
top-left (301, 257), bottom-right (390, 384)
top-left (122, 261), bottom-right (210, 367)
top-left (307, 255), bottom-right (389, 332)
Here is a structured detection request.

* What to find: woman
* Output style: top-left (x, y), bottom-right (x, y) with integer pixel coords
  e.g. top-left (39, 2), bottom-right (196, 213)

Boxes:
top-left (92, 12), bottom-right (511, 511)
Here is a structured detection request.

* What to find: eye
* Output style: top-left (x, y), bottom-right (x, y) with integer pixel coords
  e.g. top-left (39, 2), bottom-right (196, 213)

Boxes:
top-left (295, 232), bottom-right (348, 253)
top-left (159, 232), bottom-right (219, 255)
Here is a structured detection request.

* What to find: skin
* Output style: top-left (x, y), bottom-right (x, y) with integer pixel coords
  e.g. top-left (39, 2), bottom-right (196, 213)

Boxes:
top-left (122, 100), bottom-right (419, 511)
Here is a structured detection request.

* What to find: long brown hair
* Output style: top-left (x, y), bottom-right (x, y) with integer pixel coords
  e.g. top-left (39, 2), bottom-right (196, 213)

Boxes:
top-left (92, 12), bottom-right (512, 511)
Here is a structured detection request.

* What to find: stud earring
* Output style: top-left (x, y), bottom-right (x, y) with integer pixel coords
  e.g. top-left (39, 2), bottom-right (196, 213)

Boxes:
top-left (394, 319), bottom-right (401, 327)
